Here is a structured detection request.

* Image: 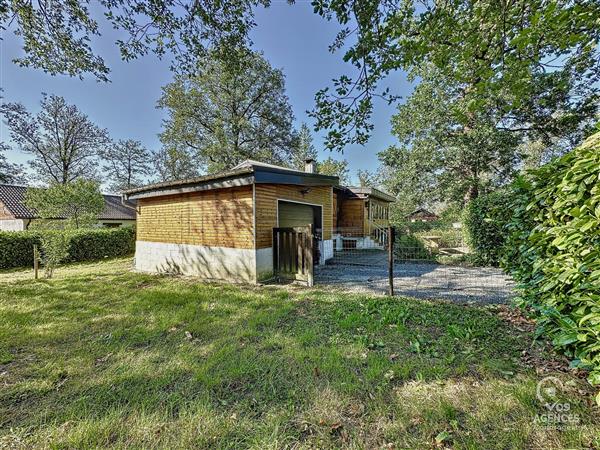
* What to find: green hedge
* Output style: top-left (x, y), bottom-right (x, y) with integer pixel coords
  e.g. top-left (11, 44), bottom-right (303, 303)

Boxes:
top-left (0, 231), bottom-right (41, 269)
top-left (0, 227), bottom-right (135, 269)
top-left (502, 133), bottom-right (600, 390)
top-left (65, 227), bottom-right (135, 262)
top-left (463, 189), bottom-right (513, 266)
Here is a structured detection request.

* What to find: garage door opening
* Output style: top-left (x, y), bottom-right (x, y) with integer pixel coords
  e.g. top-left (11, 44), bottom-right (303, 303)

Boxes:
top-left (277, 200), bottom-right (322, 264)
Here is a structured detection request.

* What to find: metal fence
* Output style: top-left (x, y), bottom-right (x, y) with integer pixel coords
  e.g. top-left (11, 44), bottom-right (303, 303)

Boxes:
top-left (314, 225), bottom-right (514, 303)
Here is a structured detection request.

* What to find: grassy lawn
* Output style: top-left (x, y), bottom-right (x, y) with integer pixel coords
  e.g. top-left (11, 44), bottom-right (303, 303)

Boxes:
top-left (0, 258), bottom-right (598, 449)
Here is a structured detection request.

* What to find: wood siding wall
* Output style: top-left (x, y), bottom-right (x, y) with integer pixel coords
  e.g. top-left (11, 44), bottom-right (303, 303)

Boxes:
top-left (337, 198), bottom-right (365, 232)
top-left (255, 184), bottom-right (333, 249)
top-left (136, 186), bottom-right (254, 249)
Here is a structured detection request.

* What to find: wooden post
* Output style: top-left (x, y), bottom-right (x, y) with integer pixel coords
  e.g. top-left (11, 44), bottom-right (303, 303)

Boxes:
top-left (33, 244), bottom-right (39, 280)
top-left (306, 224), bottom-right (314, 287)
top-left (388, 226), bottom-right (394, 296)
top-left (272, 228), bottom-right (279, 281)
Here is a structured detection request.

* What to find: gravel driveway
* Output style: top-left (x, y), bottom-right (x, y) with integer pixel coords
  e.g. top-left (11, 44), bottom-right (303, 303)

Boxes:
top-left (316, 251), bottom-right (514, 304)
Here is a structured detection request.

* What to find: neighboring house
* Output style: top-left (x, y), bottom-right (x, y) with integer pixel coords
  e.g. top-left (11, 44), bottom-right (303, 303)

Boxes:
top-left (0, 184), bottom-right (137, 231)
top-left (123, 159), bottom-right (395, 284)
top-left (407, 208), bottom-right (439, 223)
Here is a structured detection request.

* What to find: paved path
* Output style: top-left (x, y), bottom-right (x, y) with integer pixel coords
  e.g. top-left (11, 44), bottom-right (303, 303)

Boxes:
top-left (315, 251), bottom-right (514, 304)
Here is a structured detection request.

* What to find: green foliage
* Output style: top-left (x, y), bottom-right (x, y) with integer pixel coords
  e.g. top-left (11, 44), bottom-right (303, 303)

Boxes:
top-left (0, 231), bottom-right (41, 269)
top-left (39, 232), bottom-right (71, 278)
top-left (316, 157), bottom-right (349, 184)
top-left (1, 0), bottom-right (268, 81)
top-left (378, 67), bottom-right (522, 205)
top-left (502, 133), bottom-right (600, 386)
top-left (157, 50), bottom-right (296, 175)
top-left (463, 190), bottom-right (513, 266)
top-left (394, 233), bottom-right (434, 261)
top-left (1, 95), bottom-right (109, 184)
top-left (290, 123), bottom-right (318, 171)
top-left (25, 180), bottom-right (105, 229)
top-left (0, 227), bottom-right (135, 270)
top-left (64, 227), bottom-right (136, 262)
top-left (312, 0), bottom-right (599, 151)
top-left (0, 143), bottom-right (25, 184)
top-left (100, 139), bottom-right (152, 192)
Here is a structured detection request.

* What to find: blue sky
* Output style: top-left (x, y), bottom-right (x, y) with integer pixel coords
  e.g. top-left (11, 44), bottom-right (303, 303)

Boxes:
top-left (0, 1), bottom-right (413, 185)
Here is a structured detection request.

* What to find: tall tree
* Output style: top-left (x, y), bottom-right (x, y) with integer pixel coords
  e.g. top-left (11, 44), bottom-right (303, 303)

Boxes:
top-left (379, 68), bottom-right (521, 204)
top-left (24, 179), bottom-right (104, 229)
top-left (290, 123), bottom-right (318, 171)
top-left (317, 157), bottom-right (349, 184)
top-left (356, 169), bottom-right (378, 187)
top-left (0, 143), bottom-right (26, 184)
top-left (311, 0), bottom-right (600, 151)
top-left (158, 50), bottom-right (297, 173)
top-left (153, 147), bottom-right (200, 182)
top-left (1, 94), bottom-right (109, 184)
top-left (100, 140), bottom-right (153, 192)
top-left (1, 0), bottom-right (269, 81)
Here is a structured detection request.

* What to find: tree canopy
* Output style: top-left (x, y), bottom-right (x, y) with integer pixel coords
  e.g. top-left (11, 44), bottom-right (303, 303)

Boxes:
top-left (0, 143), bottom-right (25, 184)
top-left (158, 50), bottom-right (297, 173)
top-left (1, 0), bottom-right (270, 81)
top-left (1, 94), bottom-right (109, 184)
top-left (311, 0), bottom-right (600, 151)
top-left (290, 123), bottom-right (318, 171)
top-left (25, 179), bottom-right (104, 229)
top-left (317, 157), bottom-right (349, 185)
top-left (100, 140), bottom-right (153, 192)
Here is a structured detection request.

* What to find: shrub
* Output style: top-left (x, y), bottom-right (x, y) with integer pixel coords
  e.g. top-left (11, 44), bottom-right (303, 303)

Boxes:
top-left (463, 189), bottom-right (513, 266)
top-left (0, 227), bottom-right (135, 270)
top-left (39, 232), bottom-right (71, 278)
top-left (65, 227), bottom-right (135, 262)
top-left (0, 231), bottom-right (41, 269)
top-left (394, 232), bottom-right (434, 261)
top-left (502, 133), bottom-right (600, 391)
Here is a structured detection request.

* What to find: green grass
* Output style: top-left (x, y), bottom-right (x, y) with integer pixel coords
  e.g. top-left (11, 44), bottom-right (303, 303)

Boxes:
top-left (0, 258), bottom-right (598, 449)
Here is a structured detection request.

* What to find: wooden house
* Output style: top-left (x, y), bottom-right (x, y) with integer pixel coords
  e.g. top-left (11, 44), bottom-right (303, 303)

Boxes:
top-left (123, 160), bottom-right (395, 284)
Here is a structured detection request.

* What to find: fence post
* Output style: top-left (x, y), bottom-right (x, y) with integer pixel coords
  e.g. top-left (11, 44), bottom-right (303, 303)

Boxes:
top-left (272, 228), bottom-right (279, 281)
top-left (306, 224), bottom-right (314, 287)
top-left (33, 244), bottom-right (39, 280)
top-left (388, 226), bottom-right (394, 296)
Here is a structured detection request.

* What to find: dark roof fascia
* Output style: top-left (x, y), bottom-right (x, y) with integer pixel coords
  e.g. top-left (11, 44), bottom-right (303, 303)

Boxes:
top-left (253, 165), bottom-right (338, 186)
top-left (123, 165), bottom-right (339, 200)
top-left (124, 173), bottom-right (256, 200)
top-left (347, 187), bottom-right (396, 203)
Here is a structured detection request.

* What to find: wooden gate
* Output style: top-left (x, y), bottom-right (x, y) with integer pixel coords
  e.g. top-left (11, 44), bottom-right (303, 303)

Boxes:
top-left (272, 225), bottom-right (314, 286)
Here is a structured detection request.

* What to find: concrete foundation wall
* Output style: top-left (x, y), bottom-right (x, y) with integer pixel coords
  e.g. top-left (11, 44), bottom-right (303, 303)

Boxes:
top-left (256, 247), bottom-right (274, 282)
top-left (135, 240), bottom-right (256, 283)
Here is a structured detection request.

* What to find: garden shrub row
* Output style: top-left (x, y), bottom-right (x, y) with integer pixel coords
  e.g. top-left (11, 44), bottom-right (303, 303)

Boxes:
top-left (502, 133), bottom-right (600, 389)
top-left (0, 227), bottom-right (135, 269)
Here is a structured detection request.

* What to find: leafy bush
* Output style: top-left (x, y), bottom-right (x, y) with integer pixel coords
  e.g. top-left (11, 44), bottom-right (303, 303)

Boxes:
top-left (65, 227), bottom-right (135, 262)
top-left (502, 133), bottom-right (600, 390)
top-left (0, 231), bottom-right (41, 269)
top-left (39, 232), bottom-right (71, 278)
top-left (394, 232), bottom-right (434, 261)
top-left (414, 228), bottom-right (463, 249)
top-left (463, 189), bottom-right (513, 266)
top-left (0, 227), bottom-right (135, 270)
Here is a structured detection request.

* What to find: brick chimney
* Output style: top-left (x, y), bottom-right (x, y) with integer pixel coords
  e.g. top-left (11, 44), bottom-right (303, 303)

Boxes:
top-left (304, 158), bottom-right (317, 174)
